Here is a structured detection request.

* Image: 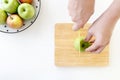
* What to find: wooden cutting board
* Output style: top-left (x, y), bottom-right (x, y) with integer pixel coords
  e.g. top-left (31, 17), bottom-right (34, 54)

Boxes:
top-left (55, 23), bottom-right (109, 66)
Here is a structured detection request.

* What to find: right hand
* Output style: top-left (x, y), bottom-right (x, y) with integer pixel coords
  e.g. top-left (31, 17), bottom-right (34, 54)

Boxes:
top-left (68, 0), bottom-right (95, 30)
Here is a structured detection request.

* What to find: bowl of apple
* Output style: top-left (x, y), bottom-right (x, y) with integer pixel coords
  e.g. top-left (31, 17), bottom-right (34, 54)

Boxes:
top-left (0, 0), bottom-right (41, 33)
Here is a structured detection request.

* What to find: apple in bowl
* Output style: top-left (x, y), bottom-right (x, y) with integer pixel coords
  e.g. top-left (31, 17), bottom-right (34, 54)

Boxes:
top-left (2, 0), bottom-right (20, 14)
top-left (0, 9), bottom-right (8, 24)
top-left (19, 0), bottom-right (33, 4)
top-left (18, 3), bottom-right (35, 20)
top-left (7, 14), bottom-right (23, 29)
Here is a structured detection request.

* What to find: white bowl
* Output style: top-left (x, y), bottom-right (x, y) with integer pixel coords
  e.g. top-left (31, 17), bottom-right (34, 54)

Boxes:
top-left (0, 0), bottom-right (41, 33)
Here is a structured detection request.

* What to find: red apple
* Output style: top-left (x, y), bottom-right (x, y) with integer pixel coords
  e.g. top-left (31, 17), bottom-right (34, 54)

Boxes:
top-left (19, 0), bottom-right (33, 4)
top-left (7, 14), bottom-right (23, 29)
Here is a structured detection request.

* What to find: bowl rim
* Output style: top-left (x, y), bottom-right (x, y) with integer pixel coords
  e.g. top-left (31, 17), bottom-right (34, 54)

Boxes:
top-left (0, 0), bottom-right (41, 34)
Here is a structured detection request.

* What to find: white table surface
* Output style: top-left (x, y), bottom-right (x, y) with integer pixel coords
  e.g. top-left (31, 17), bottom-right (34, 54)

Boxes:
top-left (0, 0), bottom-right (120, 80)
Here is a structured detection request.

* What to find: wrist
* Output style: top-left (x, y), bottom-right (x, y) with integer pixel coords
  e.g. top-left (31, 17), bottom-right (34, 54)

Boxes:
top-left (107, 0), bottom-right (120, 20)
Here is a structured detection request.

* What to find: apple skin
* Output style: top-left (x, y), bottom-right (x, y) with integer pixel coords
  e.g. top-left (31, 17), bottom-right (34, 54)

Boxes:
top-left (19, 0), bottom-right (33, 4)
top-left (18, 3), bottom-right (35, 20)
top-left (0, 9), bottom-right (8, 24)
top-left (7, 14), bottom-right (23, 29)
top-left (2, 0), bottom-right (20, 14)
top-left (74, 37), bottom-right (91, 52)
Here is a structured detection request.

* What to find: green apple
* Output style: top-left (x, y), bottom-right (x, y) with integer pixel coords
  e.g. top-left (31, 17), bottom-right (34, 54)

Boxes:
top-left (74, 37), bottom-right (91, 52)
top-left (18, 3), bottom-right (35, 20)
top-left (2, 0), bottom-right (20, 14)
top-left (7, 14), bottom-right (23, 29)
top-left (0, 9), bottom-right (8, 24)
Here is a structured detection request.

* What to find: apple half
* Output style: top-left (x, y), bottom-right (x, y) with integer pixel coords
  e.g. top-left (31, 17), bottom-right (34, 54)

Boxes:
top-left (74, 37), bottom-right (91, 52)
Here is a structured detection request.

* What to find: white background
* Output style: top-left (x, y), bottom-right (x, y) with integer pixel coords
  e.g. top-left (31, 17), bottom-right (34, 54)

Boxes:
top-left (0, 0), bottom-right (120, 80)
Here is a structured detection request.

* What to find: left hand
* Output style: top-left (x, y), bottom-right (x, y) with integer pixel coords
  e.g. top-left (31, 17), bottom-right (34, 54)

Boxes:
top-left (85, 11), bottom-right (117, 53)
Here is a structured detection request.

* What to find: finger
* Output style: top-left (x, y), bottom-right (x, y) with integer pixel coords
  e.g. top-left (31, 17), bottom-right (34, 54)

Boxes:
top-left (85, 41), bottom-right (99, 52)
top-left (90, 40), bottom-right (95, 43)
top-left (84, 32), bottom-right (93, 42)
top-left (72, 22), bottom-right (84, 31)
top-left (93, 46), bottom-right (105, 53)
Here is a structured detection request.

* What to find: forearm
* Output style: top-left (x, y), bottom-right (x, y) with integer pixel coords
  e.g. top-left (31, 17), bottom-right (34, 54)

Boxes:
top-left (98, 0), bottom-right (120, 32)
top-left (106, 0), bottom-right (120, 21)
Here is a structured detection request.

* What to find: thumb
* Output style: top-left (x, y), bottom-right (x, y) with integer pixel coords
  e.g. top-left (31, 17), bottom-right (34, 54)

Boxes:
top-left (72, 22), bottom-right (84, 31)
top-left (85, 40), bottom-right (99, 52)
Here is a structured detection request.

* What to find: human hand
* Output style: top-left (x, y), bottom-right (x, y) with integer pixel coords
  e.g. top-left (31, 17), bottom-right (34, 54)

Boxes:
top-left (84, 0), bottom-right (120, 53)
top-left (68, 0), bottom-right (94, 30)
top-left (85, 11), bottom-right (117, 53)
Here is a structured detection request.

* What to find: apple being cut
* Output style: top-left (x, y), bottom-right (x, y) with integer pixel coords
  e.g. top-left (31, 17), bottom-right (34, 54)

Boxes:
top-left (18, 3), bottom-right (35, 20)
top-left (74, 37), bottom-right (91, 52)
top-left (19, 0), bottom-right (33, 4)
top-left (0, 9), bottom-right (8, 24)
top-left (7, 14), bottom-right (23, 29)
top-left (2, 0), bottom-right (20, 14)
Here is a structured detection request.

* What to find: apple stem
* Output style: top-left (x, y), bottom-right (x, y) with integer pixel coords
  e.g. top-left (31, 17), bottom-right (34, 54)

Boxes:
top-left (5, 0), bottom-right (8, 3)
top-left (23, 9), bottom-right (26, 12)
top-left (10, 16), bottom-right (13, 20)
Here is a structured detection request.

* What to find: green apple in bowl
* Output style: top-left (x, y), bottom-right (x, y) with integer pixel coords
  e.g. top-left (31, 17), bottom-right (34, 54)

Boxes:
top-left (74, 37), bottom-right (91, 52)
top-left (0, 9), bottom-right (8, 24)
top-left (18, 3), bottom-right (35, 20)
top-left (2, 0), bottom-right (20, 14)
top-left (7, 14), bottom-right (23, 29)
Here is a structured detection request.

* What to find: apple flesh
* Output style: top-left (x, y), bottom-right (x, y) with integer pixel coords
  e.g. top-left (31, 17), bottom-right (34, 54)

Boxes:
top-left (0, 9), bottom-right (8, 24)
top-left (18, 3), bottom-right (35, 20)
top-left (74, 37), bottom-right (91, 52)
top-left (2, 0), bottom-right (20, 14)
top-left (7, 14), bottom-right (23, 29)
top-left (19, 0), bottom-right (33, 4)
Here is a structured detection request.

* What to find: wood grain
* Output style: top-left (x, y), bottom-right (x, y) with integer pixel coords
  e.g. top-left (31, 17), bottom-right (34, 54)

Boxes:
top-left (55, 23), bottom-right (109, 66)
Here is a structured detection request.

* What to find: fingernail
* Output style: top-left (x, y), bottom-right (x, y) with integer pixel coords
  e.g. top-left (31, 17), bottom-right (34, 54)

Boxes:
top-left (85, 49), bottom-right (89, 52)
top-left (84, 38), bottom-right (87, 42)
top-left (72, 24), bottom-right (79, 31)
